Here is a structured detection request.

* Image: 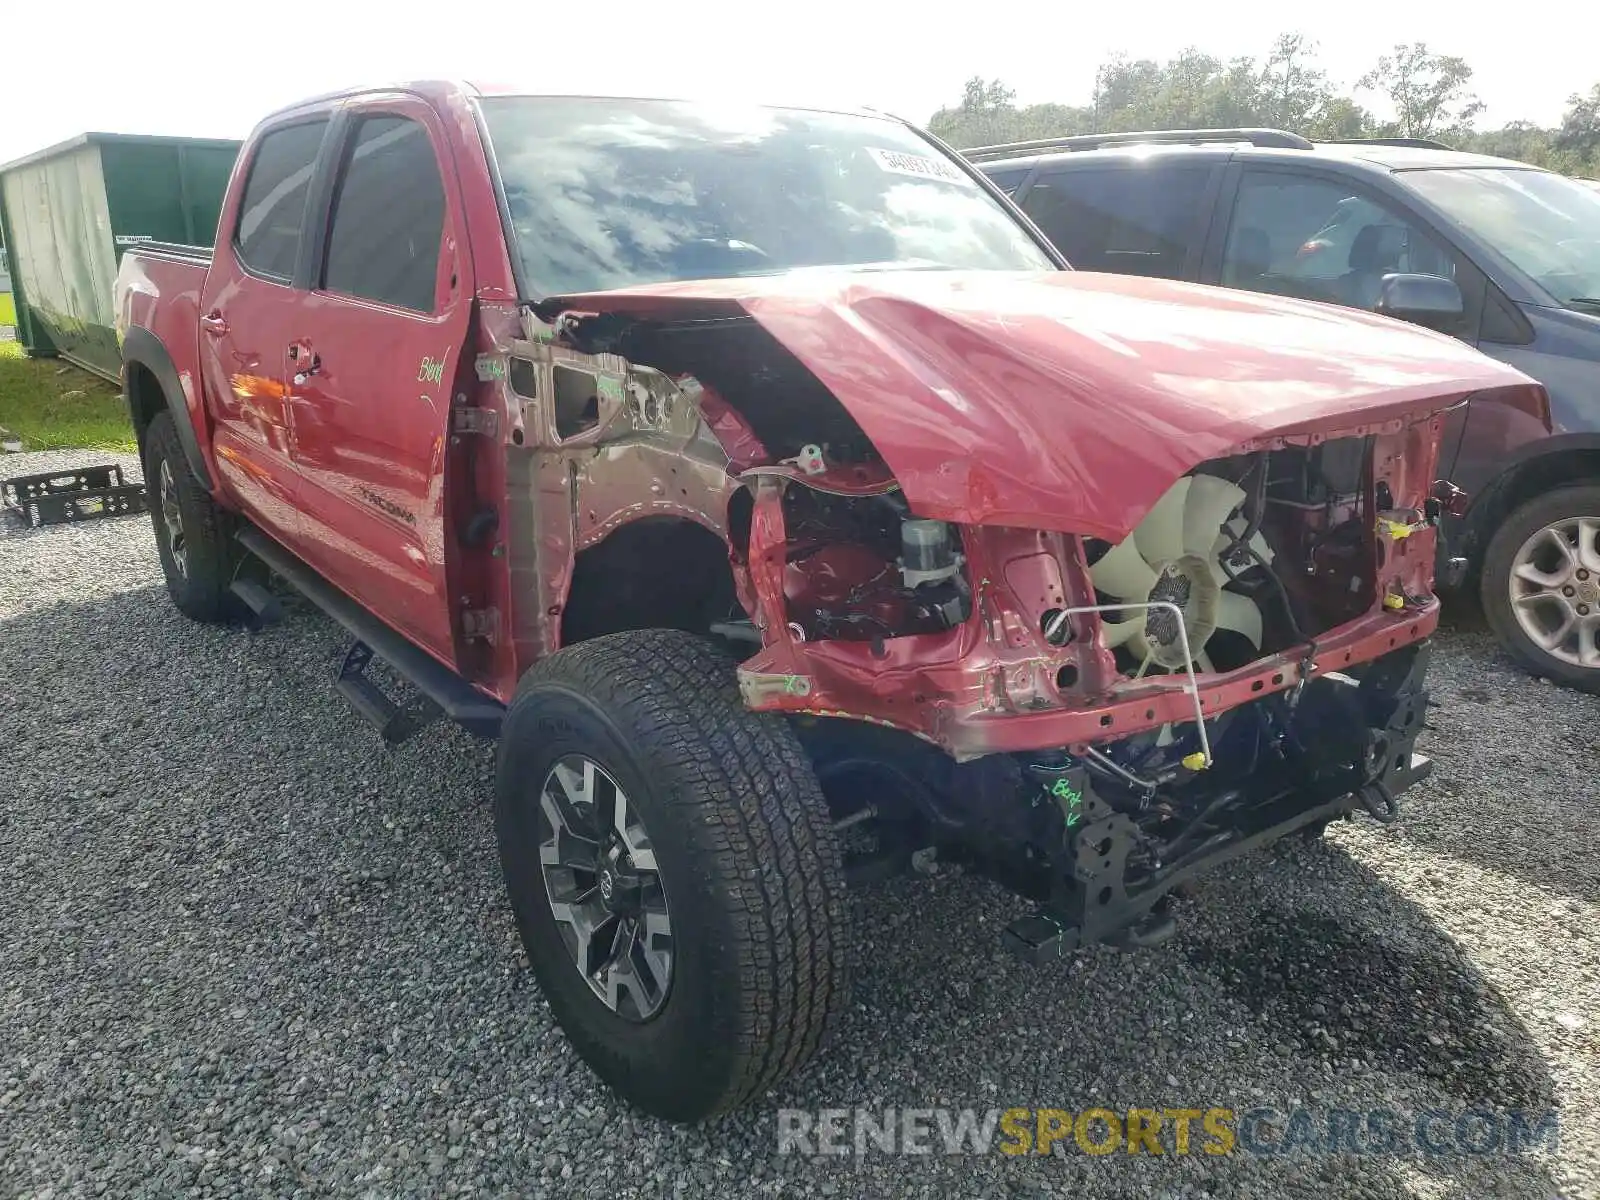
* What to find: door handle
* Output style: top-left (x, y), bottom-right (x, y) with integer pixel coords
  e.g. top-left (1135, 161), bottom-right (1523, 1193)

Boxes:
top-left (199, 311), bottom-right (229, 336)
top-left (290, 344), bottom-right (321, 386)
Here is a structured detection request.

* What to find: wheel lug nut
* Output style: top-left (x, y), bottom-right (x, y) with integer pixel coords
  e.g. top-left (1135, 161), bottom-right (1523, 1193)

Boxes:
top-left (1581, 605), bottom-right (1593, 616)
top-left (1564, 586), bottom-right (1577, 596)
top-left (1578, 569), bottom-right (1591, 580)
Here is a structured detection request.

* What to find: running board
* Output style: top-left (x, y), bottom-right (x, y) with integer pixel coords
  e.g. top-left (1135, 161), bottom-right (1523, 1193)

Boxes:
top-left (228, 576), bottom-right (282, 627)
top-left (236, 526), bottom-right (504, 738)
top-left (336, 638), bottom-right (434, 744)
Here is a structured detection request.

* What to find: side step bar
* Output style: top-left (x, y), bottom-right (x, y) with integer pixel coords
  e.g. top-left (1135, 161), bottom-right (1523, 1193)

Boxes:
top-left (336, 639), bottom-right (429, 744)
top-left (228, 576), bottom-right (282, 627)
top-left (236, 526), bottom-right (505, 739)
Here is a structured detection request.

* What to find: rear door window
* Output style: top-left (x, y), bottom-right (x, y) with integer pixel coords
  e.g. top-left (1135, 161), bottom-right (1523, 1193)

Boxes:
top-left (234, 120), bottom-right (329, 281)
top-left (1019, 165), bottom-right (1212, 278)
top-left (1221, 170), bottom-right (1458, 313)
top-left (321, 116), bottom-right (447, 312)
top-left (984, 166), bottom-right (1031, 195)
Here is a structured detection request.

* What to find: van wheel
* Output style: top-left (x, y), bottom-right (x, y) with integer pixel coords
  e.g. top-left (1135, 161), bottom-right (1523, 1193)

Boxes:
top-left (142, 411), bottom-right (231, 622)
top-left (1480, 484), bottom-right (1600, 693)
top-left (494, 629), bottom-right (849, 1122)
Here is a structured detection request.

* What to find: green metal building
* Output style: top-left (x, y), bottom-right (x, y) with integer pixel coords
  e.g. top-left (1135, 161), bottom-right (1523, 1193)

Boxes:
top-left (0, 133), bottom-right (241, 381)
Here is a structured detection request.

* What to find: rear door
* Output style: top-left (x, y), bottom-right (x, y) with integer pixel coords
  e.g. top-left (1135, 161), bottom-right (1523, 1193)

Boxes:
top-left (1014, 161), bottom-right (1218, 280)
top-left (197, 117), bottom-right (331, 543)
top-left (286, 96), bottom-right (473, 660)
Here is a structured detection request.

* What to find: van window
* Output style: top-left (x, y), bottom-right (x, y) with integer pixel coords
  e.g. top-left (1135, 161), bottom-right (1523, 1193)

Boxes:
top-left (1222, 171), bottom-right (1457, 314)
top-left (985, 166), bottom-right (1031, 195)
top-left (322, 116), bottom-right (446, 312)
top-left (235, 120), bottom-right (329, 281)
top-left (1019, 166), bottom-right (1211, 277)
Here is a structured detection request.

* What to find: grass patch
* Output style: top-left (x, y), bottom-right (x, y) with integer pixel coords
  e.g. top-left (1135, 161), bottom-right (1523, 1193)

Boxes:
top-left (0, 292), bottom-right (16, 327)
top-left (0, 341), bottom-right (135, 451)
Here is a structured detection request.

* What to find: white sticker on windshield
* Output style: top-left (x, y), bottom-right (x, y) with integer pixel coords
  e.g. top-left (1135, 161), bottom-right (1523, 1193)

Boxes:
top-left (866, 147), bottom-right (974, 186)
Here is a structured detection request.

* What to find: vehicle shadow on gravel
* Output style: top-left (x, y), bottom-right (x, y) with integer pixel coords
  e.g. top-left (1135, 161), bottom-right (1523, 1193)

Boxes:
top-left (734, 839), bottom-right (1564, 1200)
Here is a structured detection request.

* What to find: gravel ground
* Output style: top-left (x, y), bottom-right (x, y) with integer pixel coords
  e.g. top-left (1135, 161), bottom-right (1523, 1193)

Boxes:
top-left (2, 447), bottom-right (1597, 1199)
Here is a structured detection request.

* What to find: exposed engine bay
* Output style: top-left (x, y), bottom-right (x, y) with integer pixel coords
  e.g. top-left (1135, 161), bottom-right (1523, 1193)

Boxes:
top-left (510, 296), bottom-right (1459, 961)
top-left (780, 487), bottom-right (971, 642)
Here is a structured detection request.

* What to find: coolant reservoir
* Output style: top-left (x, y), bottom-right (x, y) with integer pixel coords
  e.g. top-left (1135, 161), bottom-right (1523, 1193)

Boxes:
top-left (901, 519), bottom-right (957, 588)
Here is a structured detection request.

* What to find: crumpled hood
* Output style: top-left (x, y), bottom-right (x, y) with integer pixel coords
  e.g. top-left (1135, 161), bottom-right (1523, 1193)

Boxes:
top-left (547, 269), bottom-right (1539, 540)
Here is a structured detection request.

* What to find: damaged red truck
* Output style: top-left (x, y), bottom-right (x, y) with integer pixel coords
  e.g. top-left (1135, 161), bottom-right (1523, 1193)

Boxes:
top-left (114, 83), bottom-right (1543, 1122)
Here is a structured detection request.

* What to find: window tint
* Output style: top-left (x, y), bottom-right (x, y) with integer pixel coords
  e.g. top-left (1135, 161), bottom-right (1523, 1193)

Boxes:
top-left (1222, 172), bottom-right (1458, 316)
top-left (323, 116), bottom-right (446, 312)
top-left (984, 166), bottom-right (1030, 195)
top-left (235, 120), bottom-right (328, 280)
top-left (1020, 166), bottom-right (1211, 278)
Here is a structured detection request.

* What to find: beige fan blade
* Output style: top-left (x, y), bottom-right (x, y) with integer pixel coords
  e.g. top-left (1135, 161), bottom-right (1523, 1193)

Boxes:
top-left (1132, 477), bottom-right (1192, 565)
top-left (1215, 589), bottom-right (1264, 647)
top-left (1183, 475), bottom-right (1248, 559)
top-left (1101, 616), bottom-right (1144, 649)
top-left (1090, 535), bottom-right (1160, 601)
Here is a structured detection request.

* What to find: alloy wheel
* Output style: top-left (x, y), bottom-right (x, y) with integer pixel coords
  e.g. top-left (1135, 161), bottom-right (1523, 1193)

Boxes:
top-left (1507, 516), bottom-right (1600, 669)
top-left (537, 754), bottom-right (673, 1020)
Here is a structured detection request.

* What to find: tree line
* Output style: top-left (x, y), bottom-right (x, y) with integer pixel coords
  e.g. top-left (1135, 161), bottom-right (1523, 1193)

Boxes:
top-left (928, 36), bottom-right (1600, 177)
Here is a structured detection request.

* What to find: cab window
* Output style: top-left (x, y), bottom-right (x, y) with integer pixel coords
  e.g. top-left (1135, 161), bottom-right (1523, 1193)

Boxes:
top-left (322, 116), bottom-right (446, 312)
top-left (234, 120), bottom-right (329, 281)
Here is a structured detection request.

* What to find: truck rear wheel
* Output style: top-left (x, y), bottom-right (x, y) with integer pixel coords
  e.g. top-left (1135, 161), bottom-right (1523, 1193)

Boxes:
top-left (142, 411), bottom-right (231, 622)
top-left (1481, 484), bottom-right (1600, 694)
top-left (494, 629), bottom-right (849, 1122)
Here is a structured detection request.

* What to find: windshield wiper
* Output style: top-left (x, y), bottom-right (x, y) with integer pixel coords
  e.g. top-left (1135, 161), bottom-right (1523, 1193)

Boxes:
top-left (1566, 297), bottom-right (1600, 314)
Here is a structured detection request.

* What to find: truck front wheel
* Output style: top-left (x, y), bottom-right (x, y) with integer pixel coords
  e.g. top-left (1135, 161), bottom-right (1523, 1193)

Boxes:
top-left (494, 630), bottom-right (850, 1122)
top-left (142, 411), bottom-right (231, 622)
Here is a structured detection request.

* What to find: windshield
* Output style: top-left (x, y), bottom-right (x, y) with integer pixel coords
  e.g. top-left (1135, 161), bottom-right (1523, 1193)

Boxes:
top-left (478, 97), bottom-right (1054, 297)
top-left (1403, 167), bottom-right (1600, 313)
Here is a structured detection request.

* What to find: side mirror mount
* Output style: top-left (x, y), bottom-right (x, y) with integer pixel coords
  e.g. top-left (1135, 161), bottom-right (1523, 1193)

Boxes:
top-left (1374, 272), bottom-right (1464, 331)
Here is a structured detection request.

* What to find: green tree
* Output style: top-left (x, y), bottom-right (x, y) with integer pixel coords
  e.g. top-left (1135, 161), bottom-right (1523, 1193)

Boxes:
top-left (1305, 96), bottom-right (1378, 140)
top-left (1358, 43), bottom-right (1484, 140)
top-left (928, 77), bottom-right (1023, 149)
top-left (1256, 34), bottom-right (1336, 131)
top-left (1553, 83), bottom-right (1600, 171)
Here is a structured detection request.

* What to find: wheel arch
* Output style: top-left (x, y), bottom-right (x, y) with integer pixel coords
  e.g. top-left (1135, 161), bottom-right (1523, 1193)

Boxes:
top-left (1459, 433), bottom-right (1600, 568)
top-left (559, 515), bottom-right (742, 648)
top-left (122, 325), bottom-right (215, 493)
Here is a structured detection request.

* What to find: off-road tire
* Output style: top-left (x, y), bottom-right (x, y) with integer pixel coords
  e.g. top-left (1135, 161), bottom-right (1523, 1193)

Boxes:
top-left (142, 411), bottom-right (231, 622)
top-left (494, 629), bottom-right (849, 1122)
top-left (1480, 484), bottom-right (1600, 694)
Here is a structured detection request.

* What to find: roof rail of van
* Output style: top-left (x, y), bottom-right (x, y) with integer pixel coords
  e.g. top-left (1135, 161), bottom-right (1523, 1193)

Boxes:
top-left (1320, 137), bottom-right (1457, 151)
top-left (962, 127), bottom-right (1314, 163)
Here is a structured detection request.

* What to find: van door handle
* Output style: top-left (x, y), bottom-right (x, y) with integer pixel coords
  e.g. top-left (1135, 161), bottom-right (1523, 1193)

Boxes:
top-left (199, 311), bottom-right (229, 336)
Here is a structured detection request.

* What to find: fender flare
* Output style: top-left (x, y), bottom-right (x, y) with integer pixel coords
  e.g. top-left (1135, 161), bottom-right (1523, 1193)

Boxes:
top-left (122, 326), bottom-right (216, 493)
top-left (1455, 430), bottom-right (1600, 554)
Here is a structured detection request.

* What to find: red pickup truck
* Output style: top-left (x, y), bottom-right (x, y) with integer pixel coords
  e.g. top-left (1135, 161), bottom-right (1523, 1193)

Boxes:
top-left (114, 82), bottom-right (1540, 1122)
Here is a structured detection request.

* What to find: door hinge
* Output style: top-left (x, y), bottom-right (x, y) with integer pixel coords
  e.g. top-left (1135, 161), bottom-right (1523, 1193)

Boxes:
top-left (452, 406), bottom-right (499, 437)
top-left (460, 605), bottom-right (500, 643)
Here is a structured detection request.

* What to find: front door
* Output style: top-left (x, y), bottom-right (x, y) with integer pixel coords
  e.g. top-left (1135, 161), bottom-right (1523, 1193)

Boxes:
top-left (198, 116), bottom-right (331, 545)
top-left (285, 98), bottom-right (473, 660)
top-left (1210, 166), bottom-right (1486, 475)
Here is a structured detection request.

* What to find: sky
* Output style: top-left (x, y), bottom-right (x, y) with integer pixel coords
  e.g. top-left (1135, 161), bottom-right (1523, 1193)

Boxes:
top-left (2, 0), bottom-right (1592, 166)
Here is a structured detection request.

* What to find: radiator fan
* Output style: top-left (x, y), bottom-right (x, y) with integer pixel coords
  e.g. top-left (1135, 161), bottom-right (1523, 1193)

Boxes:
top-left (1091, 474), bottom-right (1274, 675)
